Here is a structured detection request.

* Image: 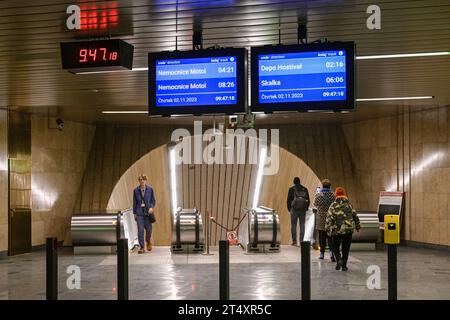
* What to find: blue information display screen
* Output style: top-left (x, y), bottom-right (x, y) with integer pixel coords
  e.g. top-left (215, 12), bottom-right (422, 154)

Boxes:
top-left (250, 42), bottom-right (355, 112)
top-left (155, 56), bottom-right (237, 107)
top-left (258, 50), bottom-right (346, 103)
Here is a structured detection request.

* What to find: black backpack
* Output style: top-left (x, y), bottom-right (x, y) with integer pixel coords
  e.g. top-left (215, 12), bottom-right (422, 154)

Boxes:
top-left (292, 187), bottom-right (308, 211)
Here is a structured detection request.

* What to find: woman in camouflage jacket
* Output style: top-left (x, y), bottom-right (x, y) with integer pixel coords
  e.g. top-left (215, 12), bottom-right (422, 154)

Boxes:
top-left (325, 187), bottom-right (360, 271)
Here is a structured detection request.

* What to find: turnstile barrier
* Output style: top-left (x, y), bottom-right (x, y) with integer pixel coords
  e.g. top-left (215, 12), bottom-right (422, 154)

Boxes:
top-left (238, 206), bottom-right (280, 253)
top-left (171, 208), bottom-right (204, 253)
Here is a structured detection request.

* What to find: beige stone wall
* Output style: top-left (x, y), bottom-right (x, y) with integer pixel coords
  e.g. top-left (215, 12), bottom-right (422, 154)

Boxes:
top-left (0, 110), bottom-right (8, 252)
top-left (31, 115), bottom-right (95, 246)
top-left (342, 106), bottom-right (450, 246)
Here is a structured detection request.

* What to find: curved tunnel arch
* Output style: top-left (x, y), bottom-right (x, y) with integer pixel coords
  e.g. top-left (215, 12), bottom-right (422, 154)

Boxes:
top-left (107, 136), bottom-right (320, 245)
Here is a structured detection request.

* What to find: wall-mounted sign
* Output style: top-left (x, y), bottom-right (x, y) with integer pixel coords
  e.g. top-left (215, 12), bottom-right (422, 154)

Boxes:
top-left (377, 191), bottom-right (404, 230)
top-left (227, 231), bottom-right (238, 245)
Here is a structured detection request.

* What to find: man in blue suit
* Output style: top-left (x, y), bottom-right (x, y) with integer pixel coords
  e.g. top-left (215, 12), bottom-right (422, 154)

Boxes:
top-left (133, 174), bottom-right (156, 254)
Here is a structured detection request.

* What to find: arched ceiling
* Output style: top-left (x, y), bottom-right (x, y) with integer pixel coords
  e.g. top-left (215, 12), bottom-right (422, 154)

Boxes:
top-left (106, 136), bottom-right (321, 245)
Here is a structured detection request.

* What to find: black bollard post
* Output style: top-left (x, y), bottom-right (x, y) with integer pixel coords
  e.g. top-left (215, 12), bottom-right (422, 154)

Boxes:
top-left (117, 238), bottom-right (129, 300)
top-left (46, 237), bottom-right (58, 300)
top-left (387, 244), bottom-right (397, 300)
top-left (300, 241), bottom-right (311, 300)
top-left (219, 240), bottom-right (229, 300)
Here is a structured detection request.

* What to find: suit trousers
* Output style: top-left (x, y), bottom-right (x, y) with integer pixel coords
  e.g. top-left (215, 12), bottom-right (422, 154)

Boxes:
top-left (136, 215), bottom-right (153, 249)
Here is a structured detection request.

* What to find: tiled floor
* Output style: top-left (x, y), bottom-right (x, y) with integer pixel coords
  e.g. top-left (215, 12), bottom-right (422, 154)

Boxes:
top-left (0, 245), bottom-right (449, 300)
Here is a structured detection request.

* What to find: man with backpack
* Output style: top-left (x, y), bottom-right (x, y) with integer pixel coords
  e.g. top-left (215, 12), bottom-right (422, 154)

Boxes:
top-left (287, 177), bottom-right (310, 246)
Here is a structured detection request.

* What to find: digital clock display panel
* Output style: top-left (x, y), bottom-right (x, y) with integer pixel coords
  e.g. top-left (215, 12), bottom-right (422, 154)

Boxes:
top-left (60, 39), bottom-right (133, 73)
top-left (149, 48), bottom-right (246, 116)
top-left (250, 42), bottom-right (355, 112)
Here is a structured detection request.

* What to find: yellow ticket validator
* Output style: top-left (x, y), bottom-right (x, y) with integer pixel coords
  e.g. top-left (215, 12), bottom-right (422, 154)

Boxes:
top-left (384, 215), bottom-right (400, 244)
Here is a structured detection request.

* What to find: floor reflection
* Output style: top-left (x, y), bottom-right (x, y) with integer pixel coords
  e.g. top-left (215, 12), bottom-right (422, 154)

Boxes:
top-left (0, 246), bottom-right (449, 300)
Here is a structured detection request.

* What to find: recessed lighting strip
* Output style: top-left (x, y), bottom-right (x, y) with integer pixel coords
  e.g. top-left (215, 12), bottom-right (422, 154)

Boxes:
top-left (356, 51), bottom-right (449, 60)
top-left (76, 67), bottom-right (148, 74)
top-left (102, 96), bottom-right (434, 113)
top-left (102, 111), bottom-right (147, 114)
top-left (80, 51), bottom-right (450, 74)
top-left (252, 147), bottom-right (267, 209)
top-left (356, 96), bottom-right (433, 102)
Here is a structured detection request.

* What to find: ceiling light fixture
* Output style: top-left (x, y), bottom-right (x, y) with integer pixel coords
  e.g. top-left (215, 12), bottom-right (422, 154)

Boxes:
top-left (356, 96), bottom-right (434, 102)
top-left (101, 111), bottom-right (147, 114)
top-left (76, 67), bottom-right (148, 74)
top-left (102, 96), bottom-right (434, 114)
top-left (79, 52), bottom-right (450, 74)
top-left (252, 147), bottom-right (267, 209)
top-left (131, 67), bottom-right (148, 71)
top-left (356, 51), bottom-right (449, 60)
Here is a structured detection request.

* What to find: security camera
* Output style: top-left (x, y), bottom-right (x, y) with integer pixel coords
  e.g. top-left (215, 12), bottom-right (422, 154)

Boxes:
top-left (56, 118), bottom-right (64, 131)
top-left (229, 115), bottom-right (238, 124)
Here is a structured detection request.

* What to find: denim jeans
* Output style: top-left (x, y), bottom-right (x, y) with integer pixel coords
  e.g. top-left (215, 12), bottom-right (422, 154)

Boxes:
top-left (290, 210), bottom-right (306, 242)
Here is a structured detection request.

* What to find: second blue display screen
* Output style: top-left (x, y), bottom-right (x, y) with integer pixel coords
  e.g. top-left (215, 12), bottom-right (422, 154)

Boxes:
top-left (258, 50), bottom-right (347, 104)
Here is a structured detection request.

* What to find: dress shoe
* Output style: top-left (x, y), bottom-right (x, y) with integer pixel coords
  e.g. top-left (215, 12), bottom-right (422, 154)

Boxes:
top-left (335, 259), bottom-right (343, 270)
top-left (138, 248), bottom-right (145, 254)
top-left (146, 241), bottom-right (153, 251)
top-left (291, 240), bottom-right (297, 246)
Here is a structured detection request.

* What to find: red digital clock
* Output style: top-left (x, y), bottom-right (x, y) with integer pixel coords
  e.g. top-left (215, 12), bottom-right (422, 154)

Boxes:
top-left (60, 39), bottom-right (133, 73)
top-left (78, 47), bottom-right (118, 63)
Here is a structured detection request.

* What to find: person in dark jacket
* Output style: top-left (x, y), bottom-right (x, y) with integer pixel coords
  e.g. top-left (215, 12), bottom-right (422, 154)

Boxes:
top-left (133, 174), bottom-right (156, 254)
top-left (325, 187), bottom-right (360, 271)
top-left (287, 177), bottom-right (310, 246)
top-left (313, 179), bottom-right (336, 261)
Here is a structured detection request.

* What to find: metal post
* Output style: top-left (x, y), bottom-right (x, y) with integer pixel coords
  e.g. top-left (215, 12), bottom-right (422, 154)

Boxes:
top-left (207, 213), bottom-right (210, 254)
top-left (202, 212), bottom-right (214, 256)
top-left (117, 238), bottom-right (129, 300)
top-left (219, 240), bottom-right (229, 300)
top-left (300, 241), bottom-right (311, 300)
top-left (46, 237), bottom-right (58, 300)
top-left (388, 244), bottom-right (397, 300)
top-left (116, 212), bottom-right (121, 241)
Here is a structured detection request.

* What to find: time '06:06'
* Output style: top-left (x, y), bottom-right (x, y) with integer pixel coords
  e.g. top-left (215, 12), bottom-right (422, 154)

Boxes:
top-left (221, 304), bottom-right (271, 315)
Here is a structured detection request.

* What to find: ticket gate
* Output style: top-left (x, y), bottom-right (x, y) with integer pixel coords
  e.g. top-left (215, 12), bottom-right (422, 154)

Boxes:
top-left (171, 208), bottom-right (205, 253)
top-left (238, 206), bottom-right (281, 253)
top-left (71, 209), bottom-right (139, 254)
top-left (71, 212), bottom-right (123, 254)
